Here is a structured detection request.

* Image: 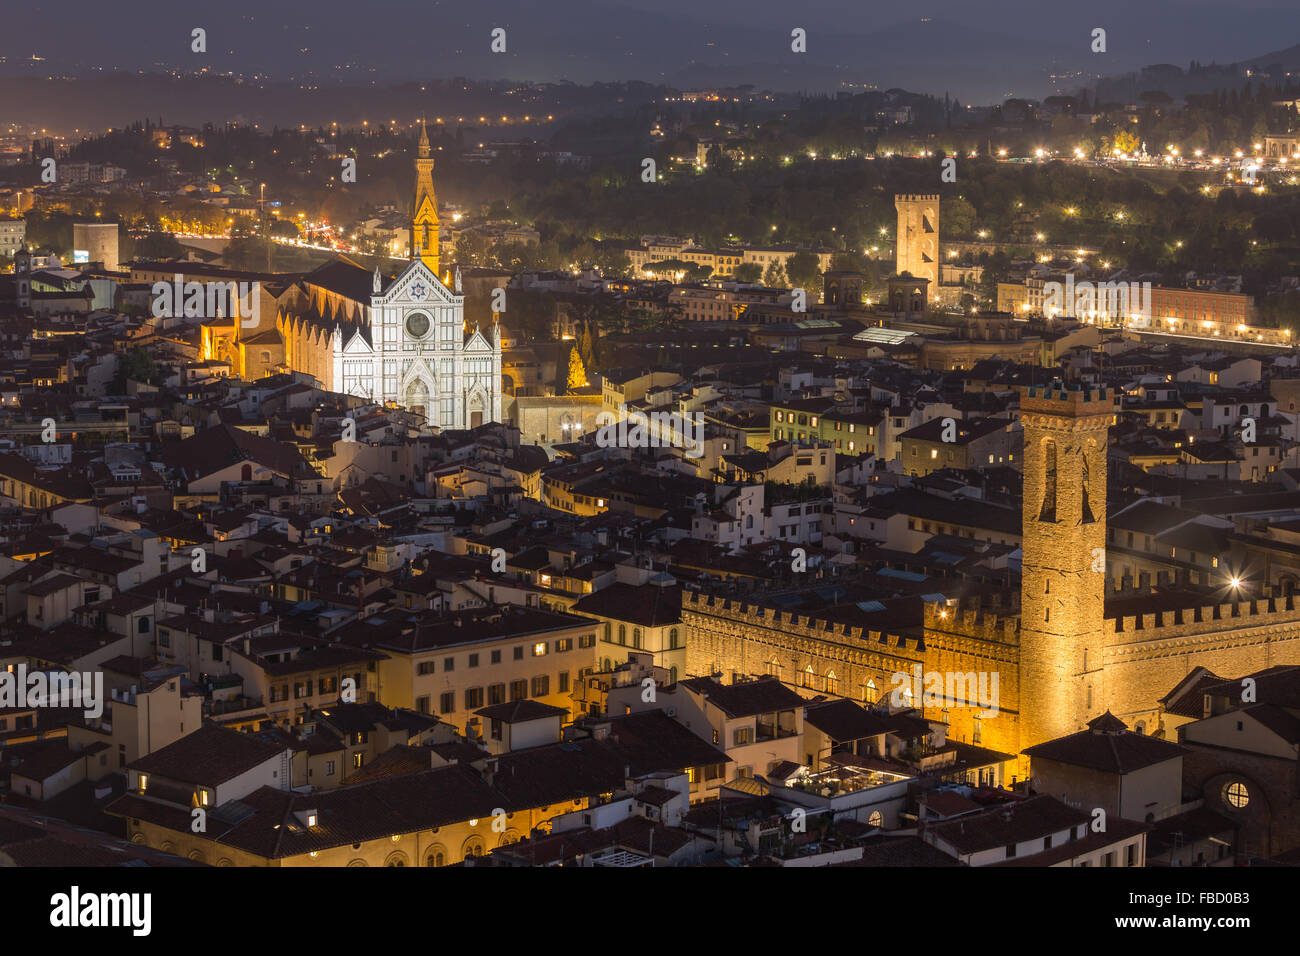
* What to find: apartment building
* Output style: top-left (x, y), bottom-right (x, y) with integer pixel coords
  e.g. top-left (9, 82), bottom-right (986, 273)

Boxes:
top-left (342, 605), bottom-right (599, 731)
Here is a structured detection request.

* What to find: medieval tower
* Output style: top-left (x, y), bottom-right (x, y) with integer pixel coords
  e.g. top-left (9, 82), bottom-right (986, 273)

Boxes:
top-left (1017, 383), bottom-right (1113, 754)
top-left (894, 193), bottom-right (939, 288)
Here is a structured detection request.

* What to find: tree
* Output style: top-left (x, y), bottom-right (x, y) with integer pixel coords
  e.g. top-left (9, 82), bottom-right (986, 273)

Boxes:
top-left (785, 251), bottom-right (822, 296)
top-left (453, 232), bottom-right (492, 267)
top-left (593, 246), bottom-right (632, 278)
top-left (1113, 129), bottom-right (1140, 154)
top-left (132, 232), bottom-right (183, 260)
top-left (733, 262), bottom-right (763, 283)
top-left (565, 345), bottom-right (589, 393)
top-left (113, 347), bottom-right (163, 393)
top-left (504, 289), bottom-right (557, 342)
top-left (977, 250), bottom-right (1012, 306)
top-left (577, 322), bottom-right (597, 371)
top-left (763, 260), bottom-right (788, 287)
top-left (943, 197), bottom-right (977, 238)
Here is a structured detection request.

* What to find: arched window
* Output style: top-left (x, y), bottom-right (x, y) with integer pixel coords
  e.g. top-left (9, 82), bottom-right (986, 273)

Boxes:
top-left (825, 669), bottom-right (838, 696)
top-left (384, 851), bottom-right (409, 867)
top-left (632, 628), bottom-right (642, 649)
top-left (603, 621), bottom-right (611, 642)
top-left (669, 627), bottom-right (679, 649)
top-left (241, 464), bottom-right (252, 481)
top-left (1040, 439), bottom-right (1057, 522)
top-left (668, 666), bottom-right (678, 684)
top-left (426, 847), bottom-right (447, 867)
top-left (618, 624), bottom-right (626, 645)
top-left (462, 837), bottom-right (485, 859)
top-left (867, 811), bottom-right (883, 827)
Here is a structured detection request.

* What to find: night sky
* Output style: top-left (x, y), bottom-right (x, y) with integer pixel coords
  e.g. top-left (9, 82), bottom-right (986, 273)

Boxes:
top-left (3, 0), bottom-right (1299, 103)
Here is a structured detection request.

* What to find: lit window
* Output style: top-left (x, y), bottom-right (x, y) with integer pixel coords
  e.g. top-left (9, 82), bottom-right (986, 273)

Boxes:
top-left (1225, 781), bottom-right (1249, 809)
top-left (533, 642), bottom-right (548, 657)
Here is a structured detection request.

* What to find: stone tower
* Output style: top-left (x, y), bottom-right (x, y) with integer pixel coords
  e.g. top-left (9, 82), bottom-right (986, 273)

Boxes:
top-left (13, 244), bottom-right (31, 309)
top-left (410, 120), bottom-right (440, 275)
top-left (1017, 382), bottom-right (1113, 757)
top-left (894, 193), bottom-right (939, 288)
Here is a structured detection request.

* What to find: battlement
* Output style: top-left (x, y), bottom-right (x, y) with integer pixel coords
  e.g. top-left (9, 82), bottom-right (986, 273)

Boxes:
top-left (924, 599), bottom-right (1020, 643)
top-left (682, 591), bottom-right (924, 652)
top-left (1019, 381), bottom-right (1115, 417)
top-left (894, 193), bottom-right (941, 204)
top-left (1107, 592), bottom-right (1300, 639)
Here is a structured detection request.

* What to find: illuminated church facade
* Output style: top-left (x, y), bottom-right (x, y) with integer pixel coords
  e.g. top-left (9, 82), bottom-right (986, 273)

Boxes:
top-left (207, 122), bottom-right (503, 428)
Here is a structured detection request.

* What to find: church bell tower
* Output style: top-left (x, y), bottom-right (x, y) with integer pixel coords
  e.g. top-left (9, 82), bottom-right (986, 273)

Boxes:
top-left (410, 121), bottom-right (440, 275)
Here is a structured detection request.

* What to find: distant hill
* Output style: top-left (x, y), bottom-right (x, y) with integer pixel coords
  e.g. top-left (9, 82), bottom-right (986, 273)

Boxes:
top-left (1246, 42), bottom-right (1300, 73)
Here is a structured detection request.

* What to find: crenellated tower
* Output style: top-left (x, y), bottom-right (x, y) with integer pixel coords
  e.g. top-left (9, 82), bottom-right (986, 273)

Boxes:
top-left (894, 193), bottom-right (939, 288)
top-left (1017, 382), bottom-right (1114, 755)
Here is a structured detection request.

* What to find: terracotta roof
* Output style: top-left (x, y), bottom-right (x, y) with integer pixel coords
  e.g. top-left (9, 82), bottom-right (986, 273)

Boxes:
top-left (475, 700), bottom-right (567, 723)
top-left (804, 698), bottom-right (921, 741)
top-left (679, 675), bottom-right (806, 717)
top-left (129, 723), bottom-right (288, 787)
top-left (1023, 721), bottom-right (1186, 775)
top-left (572, 582), bottom-right (682, 627)
top-left (927, 795), bottom-right (1089, 856)
top-left (161, 424), bottom-right (319, 482)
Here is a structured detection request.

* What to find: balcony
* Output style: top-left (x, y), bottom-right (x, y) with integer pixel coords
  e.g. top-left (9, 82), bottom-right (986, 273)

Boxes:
top-left (755, 709), bottom-right (798, 741)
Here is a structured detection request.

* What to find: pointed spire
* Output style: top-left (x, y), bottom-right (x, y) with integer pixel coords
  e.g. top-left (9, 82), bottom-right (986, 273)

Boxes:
top-left (372, 266), bottom-right (382, 294)
top-left (418, 118), bottom-right (430, 158)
